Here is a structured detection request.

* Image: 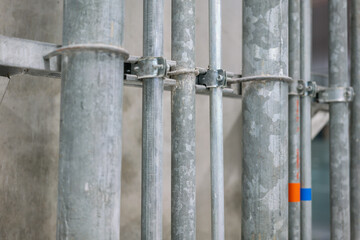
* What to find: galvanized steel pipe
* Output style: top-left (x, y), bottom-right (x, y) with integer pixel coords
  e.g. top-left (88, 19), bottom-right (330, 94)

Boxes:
top-left (329, 0), bottom-right (351, 239)
top-left (56, 0), bottom-right (125, 239)
top-left (300, 0), bottom-right (312, 239)
top-left (171, 0), bottom-right (196, 239)
top-left (142, 0), bottom-right (164, 239)
top-left (350, 0), bottom-right (360, 238)
top-left (242, 0), bottom-right (289, 239)
top-left (289, 0), bottom-right (301, 239)
top-left (300, 98), bottom-right (311, 240)
top-left (209, 0), bottom-right (224, 239)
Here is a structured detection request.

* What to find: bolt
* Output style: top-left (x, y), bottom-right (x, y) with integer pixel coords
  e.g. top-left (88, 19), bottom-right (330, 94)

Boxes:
top-left (153, 64), bottom-right (164, 69)
top-left (134, 66), bottom-right (140, 72)
top-left (345, 89), bottom-right (352, 100)
top-left (217, 75), bottom-right (223, 81)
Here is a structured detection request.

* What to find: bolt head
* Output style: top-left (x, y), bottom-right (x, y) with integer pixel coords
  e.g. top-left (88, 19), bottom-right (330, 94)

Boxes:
top-left (345, 90), bottom-right (351, 99)
top-left (153, 64), bottom-right (163, 69)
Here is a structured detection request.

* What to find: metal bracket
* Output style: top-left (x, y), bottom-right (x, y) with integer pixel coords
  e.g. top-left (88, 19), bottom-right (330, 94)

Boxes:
top-left (296, 80), bottom-right (317, 97)
top-left (132, 57), bottom-right (168, 79)
top-left (289, 80), bottom-right (302, 96)
top-left (197, 69), bottom-right (227, 88)
top-left (316, 86), bottom-right (354, 103)
top-left (43, 43), bottom-right (130, 70)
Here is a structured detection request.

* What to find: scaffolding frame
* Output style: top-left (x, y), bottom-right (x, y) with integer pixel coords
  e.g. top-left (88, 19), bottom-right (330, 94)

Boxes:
top-left (0, 0), bottom-right (358, 239)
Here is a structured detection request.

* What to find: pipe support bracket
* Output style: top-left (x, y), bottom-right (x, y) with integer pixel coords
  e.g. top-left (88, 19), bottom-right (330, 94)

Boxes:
top-left (297, 80), bottom-right (317, 97)
top-left (43, 43), bottom-right (130, 70)
top-left (316, 86), bottom-right (354, 103)
top-left (133, 56), bottom-right (169, 80)
top-left (197, 69), bottom-right (227, 88)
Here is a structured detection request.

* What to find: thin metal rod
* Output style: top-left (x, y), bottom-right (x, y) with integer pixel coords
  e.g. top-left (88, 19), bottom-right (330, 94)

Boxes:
top-left (56, 0), bottom-right (124, 239)
top-left (209, 0), bottom-right (224, 239)
top-left (141, 0), bottom-right (164, 239)
top-left (289, 0), bottom-right (301, 239)
top-left (329, 0), bottom-right (351, 239)
top-left (171, 0), bottom-right (196, 239)
top-left (209, 0), bottom-right (221, 70)
top-left (350, 0), bottom-right (360, 238)
top-left (210, 87), bottom-right (224, 240)
top-left (242, 0), bottom-right (289, 238)
top-left (300, 0), bottom-right (312, 239)
top-left (300, 97), bottom-right (311, 240)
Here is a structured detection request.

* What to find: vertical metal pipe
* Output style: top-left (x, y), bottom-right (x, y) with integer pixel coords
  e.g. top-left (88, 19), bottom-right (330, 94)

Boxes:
top-left (241, 0), bottom-right (289, 239)
top-left (289, 0), bottom-right (301, 239)
top-left (351, 0), bottom-right (360, 238)
top-left (141, 0), bottom-right (164, 239)
top-left (209, 0), bottom-right (221, 70)
top-left (57, 0), bottom-right (124, 239)
top-left (210, 87), bottom-right (224, 240)
top-left (171, 0), bottom-right (196, 239)
top-left (300, 98), bottom-right (311, 240)
top-left (328, 0), bottom-right (350, 239)
top-left (300, 0), bottom-right (312, 239)
top-left (209, 0), bottom-right (224, 239)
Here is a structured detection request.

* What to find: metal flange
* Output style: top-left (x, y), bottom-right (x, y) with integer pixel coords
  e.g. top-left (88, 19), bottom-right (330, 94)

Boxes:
top-left (197, 69), bottom-right (227, 88)
top-left (132, 57), bottom-right (168, 79)
top-left (316, 86), bottom-right (354, 103)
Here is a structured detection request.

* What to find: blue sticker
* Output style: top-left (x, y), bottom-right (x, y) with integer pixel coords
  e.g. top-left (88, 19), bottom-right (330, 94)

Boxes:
top-left (301, 188), bottom-right (312, 201)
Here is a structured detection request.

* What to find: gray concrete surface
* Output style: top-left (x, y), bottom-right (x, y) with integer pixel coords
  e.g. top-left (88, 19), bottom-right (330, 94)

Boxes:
top-left (0, 0), bottom-right (242, 239)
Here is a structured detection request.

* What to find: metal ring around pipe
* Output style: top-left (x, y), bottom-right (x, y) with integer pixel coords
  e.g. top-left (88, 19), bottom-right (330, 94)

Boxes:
top-left (43, 43), bottom-right (130, 60)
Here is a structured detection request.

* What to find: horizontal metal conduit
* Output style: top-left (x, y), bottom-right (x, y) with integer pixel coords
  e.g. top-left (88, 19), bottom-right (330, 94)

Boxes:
top-left (0, 35), bottom-right (241, 98)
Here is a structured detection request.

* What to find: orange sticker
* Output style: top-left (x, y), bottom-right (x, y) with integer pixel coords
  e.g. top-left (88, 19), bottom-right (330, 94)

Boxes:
top-left (296, 99), bottom-right (300, 122)
top-left (289, 183), bottom-right (300, 202)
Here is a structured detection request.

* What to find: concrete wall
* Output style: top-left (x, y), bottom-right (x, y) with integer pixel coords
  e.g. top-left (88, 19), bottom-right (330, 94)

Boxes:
top-left (0, 0), bottom-right (242, 239)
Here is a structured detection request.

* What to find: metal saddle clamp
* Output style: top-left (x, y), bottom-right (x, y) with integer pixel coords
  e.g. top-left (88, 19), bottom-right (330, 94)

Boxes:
top-left (316, 86), bottom-right (355, 103)
top-left (43, 43), bottom-right (130, 70)
top-left (132, 56), bottom-right (168, 80)
top-left (197, 68), bottom-right (227, 88)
